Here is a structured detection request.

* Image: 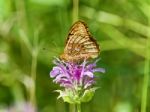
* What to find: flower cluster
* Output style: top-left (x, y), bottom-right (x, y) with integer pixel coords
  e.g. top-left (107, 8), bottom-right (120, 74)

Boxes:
top-left (50, 58), bottom-right (105, 104)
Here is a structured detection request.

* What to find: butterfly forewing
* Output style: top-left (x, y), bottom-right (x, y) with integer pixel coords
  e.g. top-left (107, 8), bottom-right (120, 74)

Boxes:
top-left (61, 21), bottom-right (100, 62)
top-left (66, 21), bottom-right (89, 44)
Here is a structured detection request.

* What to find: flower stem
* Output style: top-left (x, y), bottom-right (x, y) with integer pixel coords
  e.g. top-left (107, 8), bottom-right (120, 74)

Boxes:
top-left (77, 104), bottom-right (81, 112)
top-left (141, 29), bottom-right (150, 112)
top-left (140, 14), bottom-right (150, 112)
top-left (72, 0), bottom-right (79, 23)
top-left (69, 104), bottom-right (76, 112)
top-left (30, 50), bottom-right (37, 107)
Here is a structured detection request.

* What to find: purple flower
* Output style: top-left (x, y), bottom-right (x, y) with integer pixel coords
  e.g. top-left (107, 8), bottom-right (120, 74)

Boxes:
top-left (50, 58), bottom-right (105, 104)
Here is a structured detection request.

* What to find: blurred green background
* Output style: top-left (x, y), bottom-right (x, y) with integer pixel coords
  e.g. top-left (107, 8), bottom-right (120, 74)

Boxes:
top-left (0, 0), bottom-right (150, 112)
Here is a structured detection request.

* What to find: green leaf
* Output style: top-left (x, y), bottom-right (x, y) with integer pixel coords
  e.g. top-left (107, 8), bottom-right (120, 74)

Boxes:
top-left (62, 96), bottom-right (76, 104)
top-left (80, 88), bottom-right (97, 102)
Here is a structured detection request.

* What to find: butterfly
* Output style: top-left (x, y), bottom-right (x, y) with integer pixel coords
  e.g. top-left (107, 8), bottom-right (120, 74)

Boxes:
top-left (60, 21), bottom-right (100, 62)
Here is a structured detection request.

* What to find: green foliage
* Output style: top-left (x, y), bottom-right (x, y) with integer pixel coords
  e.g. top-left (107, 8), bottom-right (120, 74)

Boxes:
top-left (0, 0), bottom-right (150, 112)
top-left (55, 88), bottom-right (97, 104)
top-left (80, 88), bottom-right (97, 103)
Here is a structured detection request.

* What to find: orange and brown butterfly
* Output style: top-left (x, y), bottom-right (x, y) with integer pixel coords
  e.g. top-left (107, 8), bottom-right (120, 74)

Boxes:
top-left (60, 20), bottom-right (100, 62)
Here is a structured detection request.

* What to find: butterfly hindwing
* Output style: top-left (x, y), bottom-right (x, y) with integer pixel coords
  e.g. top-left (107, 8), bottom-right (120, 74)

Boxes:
top-left (62, 21), bottom-right (100, 62)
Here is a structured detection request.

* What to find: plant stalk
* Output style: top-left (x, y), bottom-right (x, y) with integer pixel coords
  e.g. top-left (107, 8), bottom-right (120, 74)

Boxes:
top-left (141, 32), bottom-right (150, 112)
top-left (29, 50), bottom-right (37, 107)
top-left (73, 0), bottom-right (79, 23)
top-left (77, 104), bottom-right (81, 112)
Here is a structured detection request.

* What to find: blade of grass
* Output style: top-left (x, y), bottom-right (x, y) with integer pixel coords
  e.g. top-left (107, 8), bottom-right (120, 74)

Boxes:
top-left (99, 24), bottom-right (147, 59)
top-left (140, 2), bottom-right (150, 111)
top-left (81, 6), bottom-right (150, 38)
top-left (72, 0), bottom-right (79, 23)
top-left (99, 40), bottom-right (125, 51)
top-left (141, 36), bottom-right (150, 112)
top-left (14, 0), bottom-right (38, 108)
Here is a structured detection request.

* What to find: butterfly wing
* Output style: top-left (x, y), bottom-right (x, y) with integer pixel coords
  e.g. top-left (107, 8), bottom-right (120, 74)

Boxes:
top-left (65, 21), bottom-right (89, 45)
top-left (63, 21), bottom-right (100, 61)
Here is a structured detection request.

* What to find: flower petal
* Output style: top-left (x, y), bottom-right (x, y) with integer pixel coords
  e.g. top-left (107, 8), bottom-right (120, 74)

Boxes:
top-left (50, 67), bottom-right (62, 78)
top-left (84, 80), bottom-right (95, 89)
top-left (83, 71), bottom-right (94, 78)
top-left (54, 74), bottom-right (67, 82)
top-left (93, 68), bottom-right (105, 73)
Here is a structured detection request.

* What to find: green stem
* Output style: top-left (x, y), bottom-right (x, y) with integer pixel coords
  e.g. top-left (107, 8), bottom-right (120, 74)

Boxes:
top-left (24, 0), bottom-right (38, 107)
top-left (77, 104), bottom-right (81, 112)
top-left (30, 50), bottom-right (37, 107)
top-left (30, 30), bottom-right (39, 107)
top-left (69, 104), bottom-right (76, 112)
top-left (14, 0), bottom-right (37, 107)
top-left (72, 0), bottom-right (79, 23)
top-left (141, 34), bottom-right (150, 112)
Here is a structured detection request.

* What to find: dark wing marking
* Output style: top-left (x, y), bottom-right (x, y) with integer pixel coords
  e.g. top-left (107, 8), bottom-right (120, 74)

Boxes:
top-left (64, 21), bottom-right (100, 60)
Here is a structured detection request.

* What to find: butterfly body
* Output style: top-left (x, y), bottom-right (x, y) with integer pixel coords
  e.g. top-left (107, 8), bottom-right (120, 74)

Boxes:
top-left (60, 21), bottom-right (100, 62)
